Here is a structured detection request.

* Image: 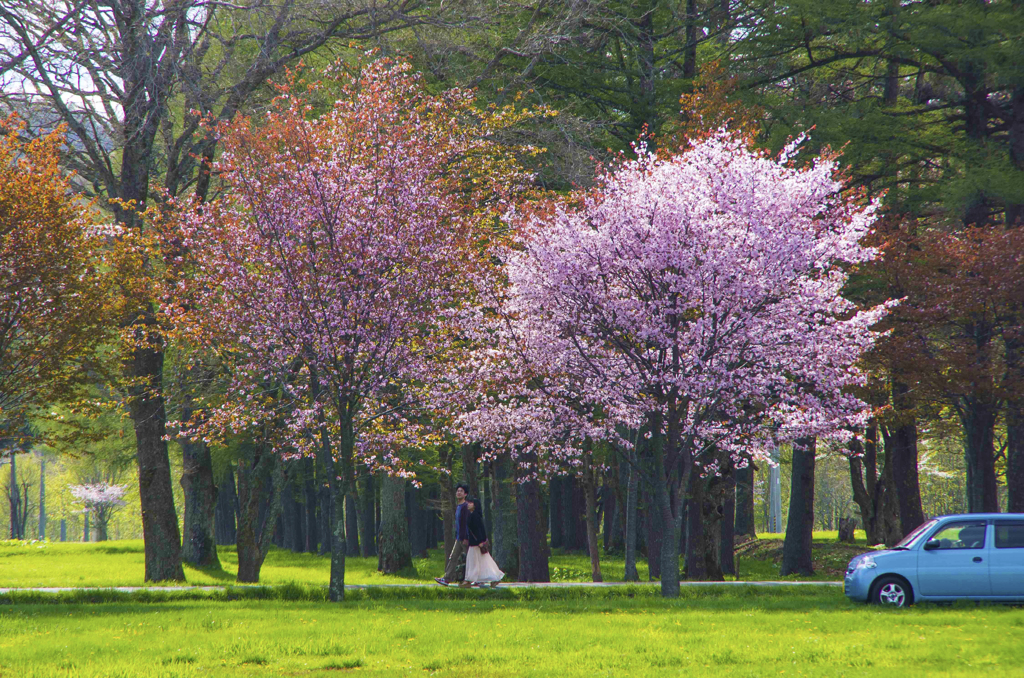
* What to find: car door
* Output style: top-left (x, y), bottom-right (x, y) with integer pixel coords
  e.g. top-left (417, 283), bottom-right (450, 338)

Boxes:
top-left (990, 521), bottom-right (1024, 597)
top-left (916, 520), bottom-right (991, 597)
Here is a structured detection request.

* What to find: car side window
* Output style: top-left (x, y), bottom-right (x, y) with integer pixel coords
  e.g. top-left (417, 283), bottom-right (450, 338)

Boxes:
top-left (994, 522), bottom-right (1024, 549)
top-left (928, 521), bottom-right (987, 549)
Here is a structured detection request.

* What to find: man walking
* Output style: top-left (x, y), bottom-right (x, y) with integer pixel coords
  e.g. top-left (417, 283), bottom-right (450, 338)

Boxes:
top-left (435, 483), bottom-right (471, 587)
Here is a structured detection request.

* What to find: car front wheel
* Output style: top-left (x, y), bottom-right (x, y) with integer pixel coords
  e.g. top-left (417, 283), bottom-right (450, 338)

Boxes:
top-left (872, 576), bottom-right (912, 608)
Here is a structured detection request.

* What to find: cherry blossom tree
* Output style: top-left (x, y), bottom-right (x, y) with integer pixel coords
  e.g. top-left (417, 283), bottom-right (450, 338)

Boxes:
top-left (70, 482), bottom-right (128, 542)
top-left (163, 58), bottom-right (535, 600)
top-left (460, 132), bottom-right (890, 597)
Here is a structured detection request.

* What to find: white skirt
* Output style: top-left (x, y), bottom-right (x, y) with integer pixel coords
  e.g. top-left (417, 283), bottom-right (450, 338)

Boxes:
top-left (465, 546), bottom-right (505, 583)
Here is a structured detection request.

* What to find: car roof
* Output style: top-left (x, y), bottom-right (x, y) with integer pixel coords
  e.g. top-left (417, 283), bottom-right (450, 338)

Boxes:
top-left (931, 514), bottom-right (1024, 521)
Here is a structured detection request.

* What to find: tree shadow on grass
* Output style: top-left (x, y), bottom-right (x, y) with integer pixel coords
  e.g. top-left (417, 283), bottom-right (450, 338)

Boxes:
top-left (183, 562), bottom-right (235, 583)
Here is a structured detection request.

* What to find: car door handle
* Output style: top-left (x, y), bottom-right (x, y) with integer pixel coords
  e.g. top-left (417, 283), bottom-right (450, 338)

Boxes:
top-left (973, 557), bottom-right (983, 563)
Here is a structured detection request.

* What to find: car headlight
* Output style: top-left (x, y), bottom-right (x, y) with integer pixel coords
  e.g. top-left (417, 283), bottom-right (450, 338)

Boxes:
top-left (856, 557), bottom-right (877, 570)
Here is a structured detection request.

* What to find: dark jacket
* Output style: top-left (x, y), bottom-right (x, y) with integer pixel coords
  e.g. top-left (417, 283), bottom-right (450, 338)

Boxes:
top-left (466, 510), bottom-right (488, 546)
top-left (455, 502), bottom-right (469, 541)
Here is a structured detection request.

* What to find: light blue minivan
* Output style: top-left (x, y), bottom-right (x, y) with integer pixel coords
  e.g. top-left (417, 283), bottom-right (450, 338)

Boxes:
top-left (844, 514), bottom-right (1024, 607)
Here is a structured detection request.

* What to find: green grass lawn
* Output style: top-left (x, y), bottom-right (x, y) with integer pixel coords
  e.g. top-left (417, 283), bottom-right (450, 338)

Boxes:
top-left (0, 533), bottom-right (872, 587)
top-left (1, 588), bottom-right (1022, 677)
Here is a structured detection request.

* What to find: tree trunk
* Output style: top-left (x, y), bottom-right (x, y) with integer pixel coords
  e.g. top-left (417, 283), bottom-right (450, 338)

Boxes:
top-left (734, 461), bottom-right (756, 540)
top-left (1003, 332), bottom-right (1024, 512)
top-left (406, 484), bottom-right (428, 558)
top-left (683, 0), bottom-right (698, 78)
top-left (962, 397), bottom-right (999, 513)
top-left (9, 451), bottom-right (18, 539)
top-left (214, 465), bottom-right (237, 546)
top-left (127, 308), bottom-right (185, 582)
top-left (644, 479), bottom-right (663, 580)
top-left (582, 459), bottom-right (603, 582)
top-left (516, 457), bottom-right (549, 582)
top-left (848, 429), bottom-right (879, 546)
top-left (623, 445), bottom-right (641, 581)
top-left (345, 491), bottom-right (360, 556)
top-left (491, 451), bottom-right (519, 579)
top-left (568, 476), bottom-right (589, 550)
top-left (38, 454), bottom-right (45, 540)
top-left (180, 435), bottom-right (219, 568)
top-left (603, 466), bottom-right (620, 553)
top-left (684, 472), bottom-right (707, 580)
top-left (462, 443), bottom-right (481, 507)
top-left (304, 457), bottom-right (319, 554)
top-left (235, 440), bottom-right (283, 583)
top-left (317, 485), bottom-right (333, 557)
top-left (720, 469), bottom-right (736, 577)
top-left (780, 437), bottom-right (816, 577)
top-left (357, 468), bottom-right (377, 557)
top-left (890, 380), bottom-right (926, 533)
top-left (548, 476), bottom-right (565, 549)
top-left (83, 512), bottom-right (89, 542)
top-left (289, 470), bottom-right (306, 552)
top-left (377, 474), bottom-right (412, 574)
top-left (653, 454), bottom-right (685, 596)
top-left (1008, 402), bottom-right (1024, 513)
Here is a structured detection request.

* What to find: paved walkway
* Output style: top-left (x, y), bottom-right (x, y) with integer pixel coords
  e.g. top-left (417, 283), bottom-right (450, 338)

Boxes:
top-left (0, 581), bottom-right (841, 594)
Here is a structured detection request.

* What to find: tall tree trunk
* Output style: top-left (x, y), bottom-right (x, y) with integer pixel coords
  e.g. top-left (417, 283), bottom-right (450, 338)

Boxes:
top-left (406, 485), bottom-right (428, 558)
top-left (438, 447), bottom-right (457, 571)
top-left (38, 454), bottom-right (45, 540)
top-left (319, 484), bottom-right (333, 556)
top-left (303, 457), bottom-right (318, 554)
top-left (235, 440), bottom-right (283, 583)
top-left (516, 454), bottom-right (549, 582)
top-left (377, 474), bottom-right (412, 574)
top-left (849, 452), bottom-right (877, 546)
top-left (603, 466), bottom-right (621, 553)
top-left (582, 457), bottom-right (603, 582)
top-left (83, 513), bottom-right (89, 542)
top-left (491, 451), bottom-right (519, 579)
top-left (890, 380), bottom-right (926, 533)
top-left (684, 471), bottom-right (707, 580)
top-left (962, 397), bottom-right (999, 513)
top-left (734, 461), bottom-right (756, 540)
top-left (9, 451), bottom-right (18, 539)
top-left (548, 475), bottom-right (564, 549)
top-left (214, 465), bottom-right (237, 546)
top-left (644, 456), bottom-right (664, 581)
top-left (289, 470), bottom-right (306, 552)
top-left (180, 434), bottom-right (219, 568)
top-left (1008, 402), bottom-right (1024, 513)
top-left (1003, 333), bottom-right (1024, 512)
top-left (780, 437), bottom-right (816, 576)
top-left (623, 445), bottom-right (641, 581)
top-left (569, 476), bottom-right (589, 550)
top-left (357, 468), bottom-right (377, 557)
top-left (848, 425), bottom-right (880, 545)
top-left (683, 0), bottom-right (698, 78)
top-left (127, 309), bottom-right (185, 581)
top-left (720, 469), bottom-right (736, 577)
top-left (462, 443), bottom-right (481, 506)
top-left (345, 491), bottom-right (360, 556)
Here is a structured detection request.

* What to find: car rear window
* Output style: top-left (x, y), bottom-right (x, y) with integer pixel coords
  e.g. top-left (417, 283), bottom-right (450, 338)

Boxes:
top-left (995, 522), bottom-right (1024, 549)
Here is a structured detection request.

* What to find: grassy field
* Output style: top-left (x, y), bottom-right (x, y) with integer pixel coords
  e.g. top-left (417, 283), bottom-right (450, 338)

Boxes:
top-left (2, 587), bottom-right (1022, 677)
top-left (0, 532), bottom-right (869, 588)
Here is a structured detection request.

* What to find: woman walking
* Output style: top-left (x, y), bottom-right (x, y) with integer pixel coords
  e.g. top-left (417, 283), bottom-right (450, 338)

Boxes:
top-left (465, 497), bottom-right (504, 587)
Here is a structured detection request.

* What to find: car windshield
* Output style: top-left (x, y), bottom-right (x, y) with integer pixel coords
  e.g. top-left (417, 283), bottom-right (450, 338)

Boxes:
top-left (894, 518), bottom-right (939, 549)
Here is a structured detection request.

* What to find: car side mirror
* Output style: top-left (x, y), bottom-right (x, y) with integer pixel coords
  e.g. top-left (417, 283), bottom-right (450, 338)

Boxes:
top-left (923, 538), bottom-right (941, 550)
